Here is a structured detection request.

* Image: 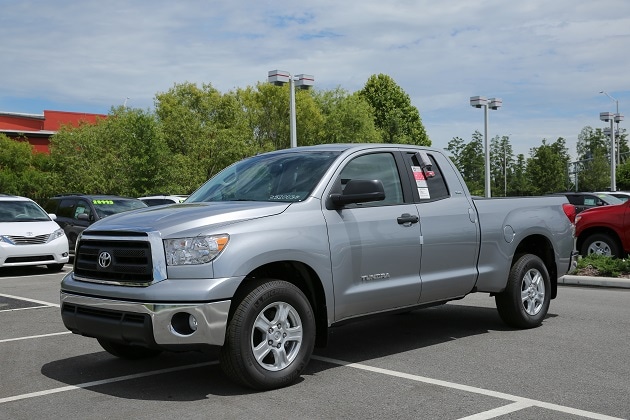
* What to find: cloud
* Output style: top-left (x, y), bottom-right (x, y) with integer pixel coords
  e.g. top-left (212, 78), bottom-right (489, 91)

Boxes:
top-left (1, 0), bottom-right (629, 158)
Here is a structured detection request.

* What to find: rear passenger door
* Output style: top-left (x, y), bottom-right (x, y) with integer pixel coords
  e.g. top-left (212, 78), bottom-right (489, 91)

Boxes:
top-left (402, 151), bottom-right (481, 303)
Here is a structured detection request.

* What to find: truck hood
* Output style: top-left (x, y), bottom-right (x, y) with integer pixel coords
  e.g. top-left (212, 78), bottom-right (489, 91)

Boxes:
top-left (84, 202), bottom-right (291, 237)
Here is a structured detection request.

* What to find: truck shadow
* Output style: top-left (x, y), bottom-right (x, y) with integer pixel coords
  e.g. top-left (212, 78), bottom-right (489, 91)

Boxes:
top-left (40, 303), bottom-right (556, 400)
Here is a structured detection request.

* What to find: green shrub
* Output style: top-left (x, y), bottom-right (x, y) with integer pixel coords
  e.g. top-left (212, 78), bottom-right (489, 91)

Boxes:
top-left (576, 254), bottom-right (630, 277)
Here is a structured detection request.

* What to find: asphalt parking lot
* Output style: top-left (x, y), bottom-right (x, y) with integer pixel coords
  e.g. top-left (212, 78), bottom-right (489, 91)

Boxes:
top-left (1, 265), bottom-right (629, 420)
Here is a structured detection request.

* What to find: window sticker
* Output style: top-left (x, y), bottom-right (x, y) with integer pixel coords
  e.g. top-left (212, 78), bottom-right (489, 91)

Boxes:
top-left (412, 166), bottom-right (428, 188)
top-left (412, 166), bottom-right (431, 199)
top-left (93, 200), bottom-right (114, 205)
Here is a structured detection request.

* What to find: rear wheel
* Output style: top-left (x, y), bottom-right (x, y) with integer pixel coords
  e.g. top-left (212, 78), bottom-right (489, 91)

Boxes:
top-left (220, 279), bottom-right (315, 390)
top-left (496, 254), bottom-right (550, 329)
top-left (97, 339), bottom-right (162, 360)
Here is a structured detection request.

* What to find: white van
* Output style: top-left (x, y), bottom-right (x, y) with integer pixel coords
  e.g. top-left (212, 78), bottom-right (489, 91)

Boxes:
top-left (0, 194), bottom-right (69, 271)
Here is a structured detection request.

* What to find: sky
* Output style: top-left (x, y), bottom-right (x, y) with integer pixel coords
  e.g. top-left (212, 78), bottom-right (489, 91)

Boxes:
top-left (1, 1), bottom-right (629, 159)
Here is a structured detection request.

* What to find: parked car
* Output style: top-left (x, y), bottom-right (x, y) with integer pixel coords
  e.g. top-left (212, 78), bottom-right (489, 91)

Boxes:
top-left (138, 195), bottom-right (187, 206)
top-left (554, 192), bottom-right (623, 213)
top-left (44, 194), bottom-right (147, 253)
top-left (0, 194), bottom-right (69, 271)
top-left (575, 198), bottom-right (630, 257)
top-left (61, 144), bottom-right (576, 390)
top-left (595, 191), bottom-right (630, 202)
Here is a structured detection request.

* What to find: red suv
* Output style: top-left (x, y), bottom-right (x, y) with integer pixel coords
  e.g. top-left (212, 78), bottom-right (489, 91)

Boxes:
top-left (575, 200), bottom-right (630, 257)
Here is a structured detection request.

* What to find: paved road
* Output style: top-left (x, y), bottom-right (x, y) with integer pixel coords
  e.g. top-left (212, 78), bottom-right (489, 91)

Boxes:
top-left (1, 265), bottom-right (628, 419)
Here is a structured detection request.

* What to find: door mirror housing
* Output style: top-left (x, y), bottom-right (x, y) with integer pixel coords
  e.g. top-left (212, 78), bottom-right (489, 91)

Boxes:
top-left (329, 179), bottom-right (385, 208)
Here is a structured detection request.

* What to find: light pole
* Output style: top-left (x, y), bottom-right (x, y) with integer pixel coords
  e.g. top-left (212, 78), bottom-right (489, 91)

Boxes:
top-left (600, 111), bottom-right (624, 192)
top-left (470, 96), bottom-right (502, 197)
top-left (600, 91), bottom-right (621, 164)
top-left (268, 70), bottom-right (314, 148)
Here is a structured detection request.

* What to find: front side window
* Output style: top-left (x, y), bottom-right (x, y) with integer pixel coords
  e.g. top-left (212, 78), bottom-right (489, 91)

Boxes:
top-left (337, 152), bottom-right (403, 206)
top-left (188, 151), bottom-right (341, 203)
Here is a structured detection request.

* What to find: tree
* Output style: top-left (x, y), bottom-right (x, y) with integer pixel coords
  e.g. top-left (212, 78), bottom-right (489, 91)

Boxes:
top-left (576, 126), bottom-right (610, 191)
top-left (526, 138), bottom-right (570, 195)
top-left (490, 135), bottom-right (514, 197)
top-left (0, 134), bottom-right (58, 201)
top-left (445, 132), bottom-right (484, 195)
top-left (49, 107), bottom-right (173, 196)
top-left (359, 74), bottom-right (430, 146)
top-left (312, 88), bottom-right (380, 144)
top-left (510, 154), bottom-right (532, 196)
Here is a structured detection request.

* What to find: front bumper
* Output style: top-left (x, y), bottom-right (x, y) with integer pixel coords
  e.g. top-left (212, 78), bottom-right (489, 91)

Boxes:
top-left (60, 292), bottom-right (230, 348)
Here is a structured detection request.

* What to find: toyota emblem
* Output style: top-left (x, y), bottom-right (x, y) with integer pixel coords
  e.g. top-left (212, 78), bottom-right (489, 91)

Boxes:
top-left (98, 251), bottom-right (112, 268)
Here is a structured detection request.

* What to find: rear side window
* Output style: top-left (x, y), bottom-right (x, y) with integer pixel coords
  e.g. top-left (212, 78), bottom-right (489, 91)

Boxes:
top-left (406, 152), bottom-right (449, 201)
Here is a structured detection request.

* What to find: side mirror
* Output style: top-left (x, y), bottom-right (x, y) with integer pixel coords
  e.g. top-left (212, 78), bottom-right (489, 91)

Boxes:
top-left (329, 179), bottom-right (385, 208)
top-left (77, 213), bottom-right (90, 221)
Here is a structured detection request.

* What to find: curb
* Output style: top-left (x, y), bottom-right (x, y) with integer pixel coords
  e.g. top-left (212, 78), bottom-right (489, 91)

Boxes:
top-left (560, 275), bottom-right (630, 289)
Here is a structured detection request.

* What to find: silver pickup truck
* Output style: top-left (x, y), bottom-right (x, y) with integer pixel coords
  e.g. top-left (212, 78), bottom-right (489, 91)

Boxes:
top-left (60, 144), bottom-right (577, 390)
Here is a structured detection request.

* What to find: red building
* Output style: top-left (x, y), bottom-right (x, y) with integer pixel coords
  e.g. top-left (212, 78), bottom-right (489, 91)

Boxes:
top-left (0, 110), bottom-right (106, 153)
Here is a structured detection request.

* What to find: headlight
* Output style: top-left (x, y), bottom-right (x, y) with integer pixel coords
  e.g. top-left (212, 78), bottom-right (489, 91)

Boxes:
top-left (48, 228), bottom-right (65, 242)
top-left (0, 235), bottom-right (14, 245)
top-left (164, 234), bottom-right (229, 266)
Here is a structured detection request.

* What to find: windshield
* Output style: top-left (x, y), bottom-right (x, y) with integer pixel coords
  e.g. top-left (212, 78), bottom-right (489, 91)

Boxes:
top-left (188, 151), bottom-right (341, 203)
top-left (0, 200), bottom-right (51, 222)
top-left (597, 193), bottom-right (623, 205)
top-left (92, 199), bottom-right (148, 218)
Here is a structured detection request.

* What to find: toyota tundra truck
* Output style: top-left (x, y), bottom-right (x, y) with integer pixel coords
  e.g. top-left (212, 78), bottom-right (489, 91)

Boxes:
top-left (60, 144), bottom-right (577, 390)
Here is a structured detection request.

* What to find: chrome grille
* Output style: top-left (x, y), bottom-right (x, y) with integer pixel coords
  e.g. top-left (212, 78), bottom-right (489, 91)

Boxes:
top-left (6, 234), bottom-right (49, 245)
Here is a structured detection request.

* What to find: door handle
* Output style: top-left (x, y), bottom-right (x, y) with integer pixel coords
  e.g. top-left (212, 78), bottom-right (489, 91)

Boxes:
top-left (397, 213), bottom-right (419, 225)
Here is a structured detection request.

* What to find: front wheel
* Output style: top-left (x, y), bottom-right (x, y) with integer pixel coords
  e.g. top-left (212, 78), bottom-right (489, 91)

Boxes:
top-left (220, 279), bottom-right (315, 390)
top-left (580, 233), bottom-right (620, 258)
top-left (495, 254), bottom-right (551, 329)
top-left (47, 263), bottom-right (65, 272)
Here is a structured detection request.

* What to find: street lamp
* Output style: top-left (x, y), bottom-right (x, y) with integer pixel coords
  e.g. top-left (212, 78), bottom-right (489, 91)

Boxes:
top-left (600, 91), bottom-right (621, 164)
top-left (470, 96), bottom-right (502, 197)
top-left (600, 111), bottom-right (624, 192)
top-left (268, 70), bottom-right (315, 148)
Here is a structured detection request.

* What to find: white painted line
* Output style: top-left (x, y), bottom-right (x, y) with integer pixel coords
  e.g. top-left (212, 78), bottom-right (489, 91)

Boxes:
top-left (457, 401), bottom-right (533, 419)
top-left (0, 361), bottom-right (218, 404)
top-left (312, 356), bottom-right (624, 420)
top-left (0, 293), bottom-right (59, 308)
top-left (0, 306), bottom-right (51, 313)
top-left (0, 272), bottom-right (68, 280)
top-left (0, 332), bottom-right (72, 344)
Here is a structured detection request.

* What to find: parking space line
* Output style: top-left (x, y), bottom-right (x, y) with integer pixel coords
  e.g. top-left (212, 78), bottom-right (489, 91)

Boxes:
top-left (0, 332), bottom-right (71, 344)
top-left (0, 293), bottom-right (59, 308)
top-left (312, 356), bottom-right (623, 420)
top-left (0, 361), bottom-right (218, 404)
top-left (0, 305), bottom-right (52, 313)
top-left (457, 401), bottom-right (533, 419)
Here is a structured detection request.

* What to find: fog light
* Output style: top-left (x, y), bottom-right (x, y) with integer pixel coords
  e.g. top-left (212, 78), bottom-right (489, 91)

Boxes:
top-left (189, 314), bottom-right (198, 332)
top-left (171, 312), bottom-right (197, 336)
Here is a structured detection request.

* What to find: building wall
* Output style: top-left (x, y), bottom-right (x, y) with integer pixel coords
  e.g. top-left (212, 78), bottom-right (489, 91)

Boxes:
top-left (0, 110), bottom-right (106, 153)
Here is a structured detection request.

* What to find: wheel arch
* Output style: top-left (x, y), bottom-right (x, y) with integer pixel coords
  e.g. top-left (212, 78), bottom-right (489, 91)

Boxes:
top-left (513, 234), bottom-right (558, 299)
top-left (230, 261), bottom-right (329, 348)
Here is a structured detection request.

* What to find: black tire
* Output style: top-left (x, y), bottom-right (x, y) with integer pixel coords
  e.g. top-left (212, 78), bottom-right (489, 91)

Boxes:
top-left (220, 279), bottom-right (315, 390)
top-left (495, 254), bottom-right (551, 329)
top-left (97, 339), bottom-right (162, 360)
top-left (47, 263), bottom-right (65, 272)
top-left (580, 233), bottom-right (620, 258)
